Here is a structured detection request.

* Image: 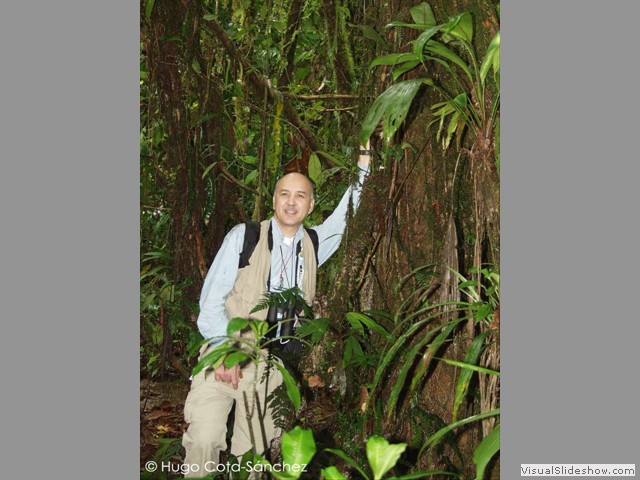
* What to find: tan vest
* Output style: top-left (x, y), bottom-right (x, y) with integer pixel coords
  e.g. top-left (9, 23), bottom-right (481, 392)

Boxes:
top-left (225, 220), bottom-right (318, 323)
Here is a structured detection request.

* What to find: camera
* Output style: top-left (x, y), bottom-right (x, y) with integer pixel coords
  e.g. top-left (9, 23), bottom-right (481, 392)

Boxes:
top-left (261, 300), bottom-right (297, 350)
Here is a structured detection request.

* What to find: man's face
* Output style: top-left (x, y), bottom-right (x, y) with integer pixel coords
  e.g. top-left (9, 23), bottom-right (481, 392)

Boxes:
top-left (272, 173), bottom-right (315, 236)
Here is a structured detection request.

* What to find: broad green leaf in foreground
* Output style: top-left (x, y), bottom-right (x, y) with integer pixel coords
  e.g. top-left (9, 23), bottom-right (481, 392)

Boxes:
top-left (367, 435), bottom-right (407, 480)
top-left (473, 424), bottom-right (500, 480)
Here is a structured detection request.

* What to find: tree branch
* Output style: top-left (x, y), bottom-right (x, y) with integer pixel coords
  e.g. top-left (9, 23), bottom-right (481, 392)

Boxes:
top-left (218, 163), bottom-right (259, 195)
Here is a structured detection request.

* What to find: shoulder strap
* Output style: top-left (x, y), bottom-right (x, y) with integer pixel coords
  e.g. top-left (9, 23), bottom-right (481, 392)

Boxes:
top-left (304, 226), bottom-right (319, 266)
top-left (239, 221), bottom-right (275, 268)
top-left (240, 222), bottom-right (318, 267)
top-left (239, 221), bottom-right (261, 268)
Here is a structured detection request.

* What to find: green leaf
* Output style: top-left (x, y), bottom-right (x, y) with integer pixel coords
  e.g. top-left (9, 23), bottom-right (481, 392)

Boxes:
top-left (409, 2), bottom-right (436, 25)
top-left (424, 41), bottom-right (473, 81)
top-left (437, 357), bottom-right (500, 377)
top-left (223, 350), bottom-right (250, 368)
top-left (316, 150), bottom-right (345, 167)
top-left (360, 79), bottom-right (423, 144)
top-left (190, 344), bottom-right (235, 377)
top-left (473, 424), bottom-right (500, 480)
top-left (244, 170), bottom-right (259, 185)
top-left (444, 111), bottom-right (460, 150)
top-left (452, 331), bottom-right (490, 421)
top-left (321, 466), bottom-right (348, 480)
top-left (144, 0), bottom-right (156, 18)
top-left (343, 335), bottom-right (365, 368)
top-left (227, 317), bottom-right (249, 335)
top-left (370, 53), bottom-right (420, 69)
top-left (385, 21), bottom-right (433, 30)
top-left (366, 436), bottom-right (407, 480)
top-left (275, 363), bottom-right (301, 410)
top-left (444, 12), bottom-right (473, 43)
top-left (419, 409), bottom-right (500, 458)
top-left (392, 61), bottom-right (421, 81)
top-left (479, 31), bottom-right (500, 84)
top-left (355, 25), bottom-right (390, 50)
top-left (308, 153), bottom-right (322, 184)
top-left (241, 155), bottom-right (257, 165)
top-left (191, 58), bottom-right (201, 74)
top-left (346, 312), bottom-right (391, 340)
top-left (345, 312), bottom-right (366, 337)
top-left (325, 448), bottom-right (369, 480)
top-left (295, 317), bottom-right (330, 344)
top-left (411, 25), bottom-right (441, 58)
top-left (409, 318), bottom-right (462, 393)
top-left (280, 427), bottom-right (316, 478)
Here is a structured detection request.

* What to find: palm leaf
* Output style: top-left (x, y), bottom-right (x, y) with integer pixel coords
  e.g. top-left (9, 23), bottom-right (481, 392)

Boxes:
top-left (360, 79), bottom-right (424, 144)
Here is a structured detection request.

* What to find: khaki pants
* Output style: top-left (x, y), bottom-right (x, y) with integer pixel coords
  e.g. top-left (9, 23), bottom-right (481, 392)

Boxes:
top-left (182, 354), bottom-right (283, 479)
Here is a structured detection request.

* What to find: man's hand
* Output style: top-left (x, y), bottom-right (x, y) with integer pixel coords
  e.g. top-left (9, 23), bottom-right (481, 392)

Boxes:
top-left (214, 363), bottom-right (242, 389)
top-left (357, 138), bottom-right (373, 170)
top-left (358, 125), bottom-right (383, 170)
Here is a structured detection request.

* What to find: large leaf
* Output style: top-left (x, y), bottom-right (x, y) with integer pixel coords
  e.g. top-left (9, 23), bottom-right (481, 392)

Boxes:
top-left (275, 363), bottom-right (301, 410)
top-left (479, 31), bottom-right (500, 84)
top-left (473, 424), bottom-right (500, 480)
top-left (277, 427), bottom-right (317, 480)
top-left (308, 153), bottom-right (322, 184)
top-left (367, 436), bottom-right (407, 480)
top-left (360, 79), bottom-right (424, 144)
top-left (227, 317), bottom-right (250, 335)
top-left (223, 350), bottom-right (250, 368)
top-left (410, 2), bottom-right (436, 26)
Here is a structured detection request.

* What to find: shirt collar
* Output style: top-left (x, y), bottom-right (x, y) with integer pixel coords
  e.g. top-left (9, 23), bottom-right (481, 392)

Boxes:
top-left (270, 218), bottom-right (304, 244)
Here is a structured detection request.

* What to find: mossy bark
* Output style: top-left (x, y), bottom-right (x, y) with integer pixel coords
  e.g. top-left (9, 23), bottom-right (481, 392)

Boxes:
top-left (313, 0), bottom-right (500, 476)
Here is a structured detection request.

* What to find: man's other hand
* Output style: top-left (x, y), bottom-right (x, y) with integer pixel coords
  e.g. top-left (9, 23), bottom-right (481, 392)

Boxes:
top-left (214, 363), bottom-right (242, 389)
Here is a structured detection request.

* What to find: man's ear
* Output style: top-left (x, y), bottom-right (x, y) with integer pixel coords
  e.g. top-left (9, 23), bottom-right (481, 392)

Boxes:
top-left (308, 198), bottom-right (315, 215)
top-left (272, 194), bottom-right (276, 209)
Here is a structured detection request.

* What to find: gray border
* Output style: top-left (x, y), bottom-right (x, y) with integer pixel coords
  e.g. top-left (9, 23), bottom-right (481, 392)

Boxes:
top-left (503, 0), bottom-right (640, 475)
top-left (0, 1), bottom-right (139, 477)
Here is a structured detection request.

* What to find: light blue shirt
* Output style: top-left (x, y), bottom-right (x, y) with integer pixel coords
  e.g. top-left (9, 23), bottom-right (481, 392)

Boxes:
top-left (197, 168), bottom-right (368, 346)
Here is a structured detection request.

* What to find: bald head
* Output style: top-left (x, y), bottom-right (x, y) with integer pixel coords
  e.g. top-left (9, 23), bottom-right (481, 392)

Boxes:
top-left (272, 172), bottom-right (315, 236)
top-left (274, 172), bottom-right (314, 198)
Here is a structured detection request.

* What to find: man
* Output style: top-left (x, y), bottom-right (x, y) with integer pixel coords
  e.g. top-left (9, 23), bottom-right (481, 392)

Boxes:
top-left (181, 147), bottom-right (371, 478)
